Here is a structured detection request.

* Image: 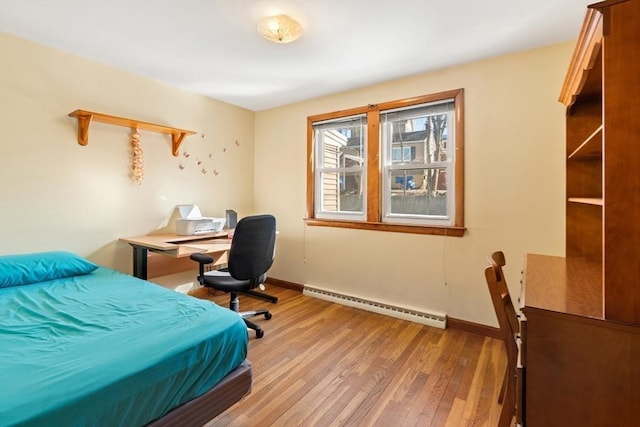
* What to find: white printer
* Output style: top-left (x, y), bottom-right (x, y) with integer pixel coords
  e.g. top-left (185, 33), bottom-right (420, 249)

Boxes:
top-left (175, 204), bottom-right (226, 236)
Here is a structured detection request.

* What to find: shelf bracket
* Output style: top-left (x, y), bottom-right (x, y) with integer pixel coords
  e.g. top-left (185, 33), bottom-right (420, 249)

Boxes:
top-left (172, 132), bottom-right (188, 157)
top-left (77, 114), bottom-right (92, 146)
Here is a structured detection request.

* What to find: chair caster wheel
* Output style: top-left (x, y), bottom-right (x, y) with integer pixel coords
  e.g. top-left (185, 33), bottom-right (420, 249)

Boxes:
top-left (265, 312), bottom-right (272, 320)
top-left (255, 328), bottom-right (264, 339)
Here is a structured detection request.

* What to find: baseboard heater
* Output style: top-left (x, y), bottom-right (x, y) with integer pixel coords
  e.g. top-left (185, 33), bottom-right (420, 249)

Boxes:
top-left (303, 285), bottom-right (447, 329)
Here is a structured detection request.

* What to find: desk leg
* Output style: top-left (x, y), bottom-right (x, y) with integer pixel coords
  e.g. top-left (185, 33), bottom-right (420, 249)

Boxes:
top-left (131, 245), bottom-right (148, 280)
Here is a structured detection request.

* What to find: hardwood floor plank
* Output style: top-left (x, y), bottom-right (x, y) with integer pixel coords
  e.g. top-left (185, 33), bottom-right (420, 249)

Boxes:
top-left (455, 332), bottom-right (486, 401)
top-left (387, 329), bottom-right (442, 405)
top-left (444, 397), bottom-right (467, 427)
top-left (272, 366), bottom-right (349, 425)
top-left (397, 330), bottom-right (463, 425)
top-left (198, 286), bottom-right (506, 427)
top-left (343, 326), bottom-right (430, 425)
top-left (463, 337), bottom-right (504, 426)
top-left (433, 332), bottom-right (486, 426)
top-left (302, 316), bottom-right (403, 426)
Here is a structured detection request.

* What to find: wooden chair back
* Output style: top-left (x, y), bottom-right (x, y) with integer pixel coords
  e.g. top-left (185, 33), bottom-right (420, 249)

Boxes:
top-left (485, 251), bottom-right (520, 427)
top-left (489, 251), bottom-right (519, 336)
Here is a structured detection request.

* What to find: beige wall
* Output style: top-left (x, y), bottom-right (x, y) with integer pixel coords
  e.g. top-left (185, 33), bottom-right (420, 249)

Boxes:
top-left (0, 32), bottom-right (255, 273)
top-left (1, 30), bottom-right (572, 327)
top-left (254, 42), bottom-right (572, 326)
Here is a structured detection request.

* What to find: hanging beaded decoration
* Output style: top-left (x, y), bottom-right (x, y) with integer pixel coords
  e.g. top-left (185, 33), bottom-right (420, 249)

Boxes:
top-left (131, 129), bottom-right (144, 185)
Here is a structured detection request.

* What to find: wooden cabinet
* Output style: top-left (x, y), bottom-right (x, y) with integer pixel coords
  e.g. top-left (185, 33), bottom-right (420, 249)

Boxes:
top-left (520, 254), bottom-right (640, 427)
top-left (561, 0), bottom-right (640, 324)
top-left (522, 255), bottom-right (640, 426)
top-left (521, 0), bottom-right (640, 425)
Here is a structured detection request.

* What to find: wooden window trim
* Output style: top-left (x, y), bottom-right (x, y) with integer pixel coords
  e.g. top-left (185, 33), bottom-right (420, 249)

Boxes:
top-left (306, 89), bottom-right (465, 237)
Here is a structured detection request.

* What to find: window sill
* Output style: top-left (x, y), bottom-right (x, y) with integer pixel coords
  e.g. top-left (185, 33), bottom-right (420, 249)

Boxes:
top-left (304, 218), bottom-right (465, 237)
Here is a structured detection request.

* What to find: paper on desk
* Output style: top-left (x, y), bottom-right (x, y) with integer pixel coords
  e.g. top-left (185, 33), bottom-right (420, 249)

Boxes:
top-left (178, 204), bottom-right (206, 219)
top-left (183, 243), bottom-right (231, 251)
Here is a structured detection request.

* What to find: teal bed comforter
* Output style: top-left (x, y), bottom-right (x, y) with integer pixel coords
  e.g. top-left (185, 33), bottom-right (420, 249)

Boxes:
top-left (0, 258), bottom-right (249, 426)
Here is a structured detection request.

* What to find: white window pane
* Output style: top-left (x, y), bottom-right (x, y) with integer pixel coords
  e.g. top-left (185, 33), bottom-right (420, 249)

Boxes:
top-left (382, 101), bottom-right (453, 167)
top-left (386, 167), bottom-right (450, 220)
top-left (390, 189), bottom-right (448, 217)
top-left (319, 171), bottom-right (364, 214)
top-left (316, 116), bottom-right (366, 169)
top-left (390, 170), bottom-right (448, 216)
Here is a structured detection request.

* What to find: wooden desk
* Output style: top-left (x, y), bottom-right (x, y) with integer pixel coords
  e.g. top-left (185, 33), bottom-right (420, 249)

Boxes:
top-left (120, 232), bottom-right (231, 279)
top-left (521, 254), bottom-right (640, 426)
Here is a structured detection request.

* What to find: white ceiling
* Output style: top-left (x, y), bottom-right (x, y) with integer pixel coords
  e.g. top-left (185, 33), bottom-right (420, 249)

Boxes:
top-left (0, 0), bottom-right (591, 111)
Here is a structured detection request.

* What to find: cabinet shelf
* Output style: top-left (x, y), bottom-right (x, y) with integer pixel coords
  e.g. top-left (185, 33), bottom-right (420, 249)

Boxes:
top-left (568, 125), bottom-right (603, 159)
top-left (68, 110), bottom-right (196, 156)
top-left (568, 197), bottom-right (603, 206)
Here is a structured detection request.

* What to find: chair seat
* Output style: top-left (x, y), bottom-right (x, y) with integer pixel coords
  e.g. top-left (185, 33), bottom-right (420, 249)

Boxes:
top-left (202, 269), bottom-right (266, 293)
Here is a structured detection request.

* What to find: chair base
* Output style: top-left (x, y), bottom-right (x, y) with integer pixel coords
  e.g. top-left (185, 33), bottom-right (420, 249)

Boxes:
top-left (240, 309), bottom-right (272, 339)
top-left (241, 308), bottom-right (272, 320)
top-left (203, 290), bottom-right (274, 339)
top-left (243, 289), bottom-right (278, 304)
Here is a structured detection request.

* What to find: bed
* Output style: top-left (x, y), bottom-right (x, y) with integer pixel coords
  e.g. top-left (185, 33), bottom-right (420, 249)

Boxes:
top-left (0, 251), bottom-right (252, 426)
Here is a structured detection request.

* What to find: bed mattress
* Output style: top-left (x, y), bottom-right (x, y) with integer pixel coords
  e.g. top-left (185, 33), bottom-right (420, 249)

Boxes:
top-left (0, 266), bottom-right (249, 426)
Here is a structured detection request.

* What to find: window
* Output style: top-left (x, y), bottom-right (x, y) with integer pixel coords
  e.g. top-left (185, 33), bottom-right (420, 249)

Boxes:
top-left (392, 146), bottom-right (415, 163)
top-left (381, 99), bottom-right (455, 226)
top-left (313, 115), bottom-right (367, 221)
top-left (306, 89), bottom-right (464, 236)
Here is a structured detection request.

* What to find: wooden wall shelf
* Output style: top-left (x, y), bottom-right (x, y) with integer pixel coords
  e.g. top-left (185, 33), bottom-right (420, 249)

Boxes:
top-left (68, 110), bottom-right (196, 156)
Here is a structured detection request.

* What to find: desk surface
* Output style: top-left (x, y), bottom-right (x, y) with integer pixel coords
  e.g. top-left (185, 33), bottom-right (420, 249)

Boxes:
top-left (120, 231), bottom-right (231, 258)
top-left (522, 253), bottom-right (603, 319)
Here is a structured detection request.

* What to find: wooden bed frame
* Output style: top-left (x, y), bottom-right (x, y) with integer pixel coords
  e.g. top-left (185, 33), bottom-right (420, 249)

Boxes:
top-left (147, 360), bottom-right (252, 426)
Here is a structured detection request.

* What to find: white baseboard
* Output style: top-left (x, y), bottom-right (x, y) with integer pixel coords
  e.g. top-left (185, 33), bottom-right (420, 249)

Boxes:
top-left (303, 285), bottom-right (447, 329)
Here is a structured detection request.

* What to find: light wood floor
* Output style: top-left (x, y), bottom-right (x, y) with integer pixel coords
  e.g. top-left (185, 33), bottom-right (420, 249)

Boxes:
top-left (192, 286), bottom-right (506, 427)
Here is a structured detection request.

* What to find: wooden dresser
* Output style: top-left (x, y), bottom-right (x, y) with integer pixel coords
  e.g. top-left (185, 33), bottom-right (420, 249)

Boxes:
top-left (520, 0), bottom-right (640, 425)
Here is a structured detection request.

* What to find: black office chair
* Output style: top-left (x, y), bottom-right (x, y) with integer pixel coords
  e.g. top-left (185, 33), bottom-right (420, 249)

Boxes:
top-left (190, 214), bottom-right (276, 338)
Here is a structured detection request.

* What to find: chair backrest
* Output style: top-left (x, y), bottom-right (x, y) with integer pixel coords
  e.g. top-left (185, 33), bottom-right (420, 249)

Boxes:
top-left (227, 214), bottom-right (276, 282)
top-left (487, 251), bottom-right (520, 336)
top-left (485, 251), bottom-right (519, 354)
top-left (485, 251), bottom-right (521, 426)
top-left (485, 265), bottom-right (518, 340)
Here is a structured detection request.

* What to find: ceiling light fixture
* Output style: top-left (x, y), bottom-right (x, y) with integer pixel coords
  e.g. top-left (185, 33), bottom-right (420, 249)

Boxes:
top-left (257, 14), bottom-right (303, 44)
